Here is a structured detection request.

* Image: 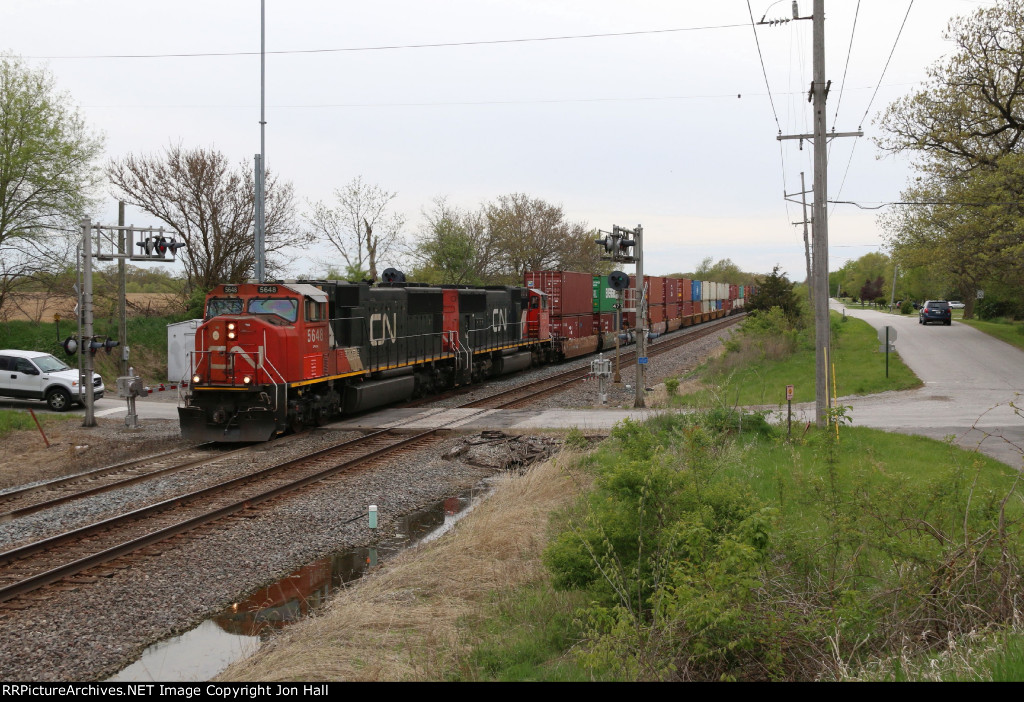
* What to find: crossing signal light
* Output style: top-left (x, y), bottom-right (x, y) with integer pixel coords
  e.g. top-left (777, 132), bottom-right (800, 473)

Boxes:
top-left (136, 235), bottom-right (186, 260)
top-left (88, 337), bottom-right (120, 355)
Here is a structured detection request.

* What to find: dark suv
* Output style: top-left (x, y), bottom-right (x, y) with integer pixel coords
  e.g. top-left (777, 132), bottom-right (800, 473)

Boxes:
top-left (919, 300), bottom-right (952, 326)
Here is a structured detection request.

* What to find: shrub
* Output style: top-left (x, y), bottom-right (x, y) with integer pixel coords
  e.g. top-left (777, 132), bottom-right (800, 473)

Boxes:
top-left (900, 300), bottom-right (914, 315)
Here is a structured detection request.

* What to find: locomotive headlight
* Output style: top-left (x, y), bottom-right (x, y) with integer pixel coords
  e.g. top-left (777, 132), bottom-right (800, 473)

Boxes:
top-left (192, 374), bottom-right (201, 385)
top-left (243, 375), bottom-right (252, 385)
top-left (227, 323), bottom-right (236, 331)
top-left (227, 331), bottom-right (236, 340)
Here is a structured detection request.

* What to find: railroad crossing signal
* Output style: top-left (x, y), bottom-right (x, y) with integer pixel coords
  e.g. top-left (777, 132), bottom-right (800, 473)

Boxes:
top-left (136, 234), bottom-right (186, 261)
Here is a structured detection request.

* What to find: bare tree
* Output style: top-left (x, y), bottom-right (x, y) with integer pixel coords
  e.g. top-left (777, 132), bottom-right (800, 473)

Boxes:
top-left (0, 53), bottom-right (104, 316)
top-left (307, 176), bottom-right (405, 281)
top-left (108, 145), bottom-right (309, 291)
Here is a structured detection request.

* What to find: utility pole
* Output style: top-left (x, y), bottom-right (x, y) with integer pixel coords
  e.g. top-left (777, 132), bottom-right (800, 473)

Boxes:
top-left (254, 0), bottom-right (267, 283)
top-left (889, 264), bottom-right (898, 311)
top-left (774, 1), bottom-right (862, 428)
top-left (811, 0), bottom-right (831, 428)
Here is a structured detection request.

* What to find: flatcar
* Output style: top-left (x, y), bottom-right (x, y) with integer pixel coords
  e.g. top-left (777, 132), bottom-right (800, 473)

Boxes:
top-left (178, 271), bottom-right (751, 442)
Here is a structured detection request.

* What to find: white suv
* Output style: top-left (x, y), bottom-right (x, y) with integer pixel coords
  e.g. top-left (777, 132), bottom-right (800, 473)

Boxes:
top-left (0, 350), bottom-right (105, 411)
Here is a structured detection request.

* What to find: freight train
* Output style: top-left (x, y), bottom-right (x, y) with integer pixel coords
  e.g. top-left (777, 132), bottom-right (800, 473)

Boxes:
top-left (177, 271), bottom-right (753, 442)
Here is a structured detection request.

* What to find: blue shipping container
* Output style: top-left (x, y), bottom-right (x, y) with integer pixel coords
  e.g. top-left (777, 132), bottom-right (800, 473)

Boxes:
top-left (691, 280), bottom-right (702, 301)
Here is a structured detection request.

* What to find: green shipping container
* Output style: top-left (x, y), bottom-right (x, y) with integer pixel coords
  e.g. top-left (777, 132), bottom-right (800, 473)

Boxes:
top-left (592, 275), bottom-right (619, 313)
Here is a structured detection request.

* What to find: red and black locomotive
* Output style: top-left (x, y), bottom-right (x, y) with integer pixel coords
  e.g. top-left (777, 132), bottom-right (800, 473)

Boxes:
top-left (179, 270), bottom-right (748, 442)
top-left (179, 278), bottom-right (552, 442)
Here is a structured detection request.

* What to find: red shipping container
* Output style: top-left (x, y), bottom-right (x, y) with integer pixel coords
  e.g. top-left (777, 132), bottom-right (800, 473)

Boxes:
top-left (682, 278), bottom-right (693, 303)
top-left (647, 276), bottom-right (665, 303)
top-left (683, 301), bottom-right (695, 317)
top-left (523, 271), bottom-right (593, 316)
top-left (729, 284), bottom-right (739, 300)
top-left (595, 313), bottom-right (618, 332)
top-left (550, 313), bottom-right (595, 339)
top-left (663, 277), bottom-right (679, 306)
top-left (666, 303), bottom-right (681, 319)
top-left (649, 305), bottom-right (666, 323)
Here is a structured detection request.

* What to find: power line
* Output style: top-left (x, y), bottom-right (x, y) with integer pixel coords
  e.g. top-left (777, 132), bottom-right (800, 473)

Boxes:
top-left (830, 0), bottom-right (861, 131)
top-left (859, 0), bottom-right (915, 129)
top-left (26, 24), bottom-right (748, 60)
top-left (747, 0), bottom-right (782, 131)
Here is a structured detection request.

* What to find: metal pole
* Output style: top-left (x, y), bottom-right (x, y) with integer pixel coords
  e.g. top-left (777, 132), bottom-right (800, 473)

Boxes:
top-left (635, 224), bottom-right (646, 409)
top-left (118, 202), bottom-right (128, 377)
top-left (254, 0), bottom-right (267, 283)
top-left (614, 289), bottom-right (622, 384)
top-left (81, 219), bottom-right (96, 427)
top-left (811, 0), bottom-right (830, 428)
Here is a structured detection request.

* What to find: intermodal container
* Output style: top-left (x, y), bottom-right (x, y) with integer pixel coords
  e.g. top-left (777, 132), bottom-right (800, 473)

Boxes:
top-left (649, 305), bottom-right (666, 324)
top-left (701, 281), bottom-right (711, 302)
top-left (683, 301), bottom-right (695, 317)
top-left (595, 312), bottom-right (617, 332)
top-left (682, 278), bottom-right (693, 302)
top-left (592, 276), bottom-right (619, 313)
top-left (550, 313), bottom-right (595, 339)
top-left (524, 271), bottom-right (593, 316)
top-left (691, 279), bottom-right (702, 301)
top-left (729, 284), bottom-right (739, 300)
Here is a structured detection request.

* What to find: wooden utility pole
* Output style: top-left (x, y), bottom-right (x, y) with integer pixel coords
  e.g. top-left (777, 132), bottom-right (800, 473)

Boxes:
top-left (811, 0), bottom-right (830, 428)
top-left (775, 1), bottom-right (861, 427)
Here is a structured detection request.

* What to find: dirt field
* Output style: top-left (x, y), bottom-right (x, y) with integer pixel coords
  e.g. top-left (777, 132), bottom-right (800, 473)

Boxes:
top-left (1, 292), bottom-right (181, 323)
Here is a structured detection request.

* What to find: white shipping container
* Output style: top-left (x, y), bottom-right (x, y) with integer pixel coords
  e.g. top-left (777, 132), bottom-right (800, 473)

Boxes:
top-left (701, 281), bottom-right (710, 301)
top-left (167, 319), bottom-right (202, 382)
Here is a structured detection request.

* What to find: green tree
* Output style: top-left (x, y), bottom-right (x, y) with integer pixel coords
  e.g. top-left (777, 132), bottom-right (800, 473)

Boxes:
top-left (878, 1), bottom-right (1024, 318)
top-left (747, 266), bottom-right (801, 320)
top-left (0, 54), bottom-right (104, 315)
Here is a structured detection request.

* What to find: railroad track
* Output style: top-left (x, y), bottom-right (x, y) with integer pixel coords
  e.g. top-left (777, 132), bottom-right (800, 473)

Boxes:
top-left (463, 313), bottom-right (744, 409)
top-left (0, 313), bottom-right (742, 606)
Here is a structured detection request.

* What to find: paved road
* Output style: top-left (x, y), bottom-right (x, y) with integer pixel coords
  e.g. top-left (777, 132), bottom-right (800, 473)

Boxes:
top-left (818, 301), bottom-right (1024, 468)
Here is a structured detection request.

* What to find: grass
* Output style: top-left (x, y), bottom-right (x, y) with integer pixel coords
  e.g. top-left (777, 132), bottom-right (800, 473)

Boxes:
top-left (958, 317), bottom-right (1024, 352)
top-left (0, 408), bottom-right (75, 439)
top-left (212, 415), bottom-right (1024, 682)
top-left (672, 312), bottom-right (920, 407)
top-left (0, 315), bottom-right (191, 385)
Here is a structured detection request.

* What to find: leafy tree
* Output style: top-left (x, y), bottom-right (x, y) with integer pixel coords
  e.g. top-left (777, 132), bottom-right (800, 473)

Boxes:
top-left (672, 257), bottom-right (757, 285)
top-left (485, 193), bottom-right (604, 280)
top-left (0, 53), bottom-right (104, 316)
top-left (878, 1), bottom-right (1024, 318)
top-left (877, 0), bottom-right (1024, 178)
top-left (746, 265), bottom-right (801, 320)
top-left (108, 145), bottom-right (308, 292)
top-left (407, 197), bottom-right (492, 285)
top-left (307, 176), bottom-right (405, 282)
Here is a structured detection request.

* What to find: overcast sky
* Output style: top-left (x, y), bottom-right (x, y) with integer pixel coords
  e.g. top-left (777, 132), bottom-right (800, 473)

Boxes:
top-left (2, 0), bottom-right (999, 279)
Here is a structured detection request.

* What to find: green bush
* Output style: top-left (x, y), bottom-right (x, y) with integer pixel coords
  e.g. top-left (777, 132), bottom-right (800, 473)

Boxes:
top-left (900, 300), bottom-right (914, 315)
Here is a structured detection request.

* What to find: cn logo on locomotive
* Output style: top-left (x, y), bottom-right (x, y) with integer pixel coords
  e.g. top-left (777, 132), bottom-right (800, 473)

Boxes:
top-left (369, 313), bottom-right (397, 347)
top-left (491, 308), bottom-right (508, 333)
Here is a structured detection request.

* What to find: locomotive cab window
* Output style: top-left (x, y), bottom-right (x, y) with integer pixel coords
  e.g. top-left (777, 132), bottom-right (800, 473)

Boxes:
top-left (247, 298), bottom-right (298, 323)
top-left (305, 300), bottom-right (325, 322)
top-left (206, 298), bottom-right (243, 319)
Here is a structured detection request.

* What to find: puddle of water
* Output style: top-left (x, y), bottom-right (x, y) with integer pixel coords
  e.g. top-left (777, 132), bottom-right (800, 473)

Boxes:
top-left (109, 485), bottom-right (488, 681)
